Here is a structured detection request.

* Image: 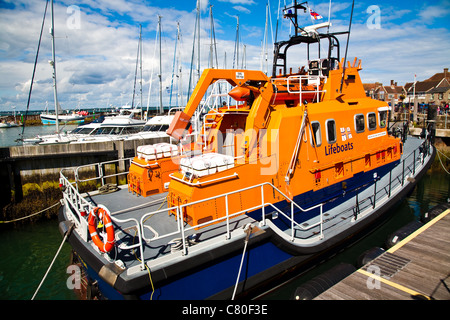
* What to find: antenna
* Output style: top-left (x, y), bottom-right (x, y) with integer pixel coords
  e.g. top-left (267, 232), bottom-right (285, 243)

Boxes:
top-left (282, 0), bottom-right (308, 37)
top-left (340, 0), bottom-right (355, 93)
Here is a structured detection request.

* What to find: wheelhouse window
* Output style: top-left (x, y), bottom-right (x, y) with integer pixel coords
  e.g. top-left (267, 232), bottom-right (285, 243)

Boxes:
top-left (143, 124), bottom-right (169, 132)
top-left (122, 127), bottom-right (142, 134)
top-left (310, 121), bottom-right (322, 147)
top-left (355, 114), bottom-right (365, 133)
top-left (379, 110), bottom-right (388, 128)
top-left (326, 119), bottom-right (336, 144)
top-left (367, 112), bottom-right (376, 131)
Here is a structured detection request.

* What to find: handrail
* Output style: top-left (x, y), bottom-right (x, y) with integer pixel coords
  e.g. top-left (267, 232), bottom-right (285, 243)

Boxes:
top-left (288, 75), bottom-right (327, 104)
top-left (139, 181), bottom-right (325, 256)
top-left (130, 160), bottom-right (159, 168)
top-left (112, 215), bottom-right (146, 270)
top-left (60, 170), bottom-right (146, 270)
top-left (75, 157), bottom-right (134, 189)
top-left (169, 172), bottom-right (239, 187)
top-left (272, 75), bottom-right (327, 104)
top-left (60, 173), bottom-right (94, 241)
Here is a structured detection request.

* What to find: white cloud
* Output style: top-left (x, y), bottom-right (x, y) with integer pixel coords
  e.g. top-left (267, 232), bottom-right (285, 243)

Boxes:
top-left (0, 0), bottom-right (264, 111)
top-left (419, 3), bottom-right (450, 21)
top-left (1, 0), bottom-right (449, 113)
top-left (219, 0), bottom-right (255, 4)
top-left (233, 6), bottom-right (251, 14)
top-left (345, 22), bottom-right (450, 84)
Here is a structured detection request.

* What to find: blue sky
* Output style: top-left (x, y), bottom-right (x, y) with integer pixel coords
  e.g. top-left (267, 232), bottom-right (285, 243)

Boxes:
top-left (0, 0), bottom-right (449, 112)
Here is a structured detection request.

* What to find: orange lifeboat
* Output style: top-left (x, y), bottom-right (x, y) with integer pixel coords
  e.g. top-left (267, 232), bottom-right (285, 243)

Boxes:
top-left (228, 86), bottom-right (252, 101)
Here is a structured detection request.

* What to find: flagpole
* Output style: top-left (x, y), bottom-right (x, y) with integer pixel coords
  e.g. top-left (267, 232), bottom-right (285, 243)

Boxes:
top-left (327, 0), bottom-right (332, 32)
top-left (307, 3), bottom-right (315, 24)
top-left (413, 74), bottom-right (418, 123)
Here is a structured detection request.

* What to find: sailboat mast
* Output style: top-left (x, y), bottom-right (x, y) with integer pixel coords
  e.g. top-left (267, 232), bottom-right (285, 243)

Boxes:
top-left (233, 16), bottom-right (239, 69)
top-left (169, 22), bottom-right (180, 108)
top-left (158, 15), bottom-right (163, 114)
top-left (242, 44), bottom-right (246, 69)
top-left (139, 24), bottom-right (143, 117)
top-left (210, 5), bottom-right (219, 69)
top-left (196, 0), bottom-right (201, 81)
top-left (209, 6), bottom-right (213, 68)
top-left (50, 0), bottom-right (59, 132)
top-left (187, 0), bottom-right (201, 103)
top-left (131, 24), bottom-right (141, 111)
top-left (263, 4), bottom-right (268, 74)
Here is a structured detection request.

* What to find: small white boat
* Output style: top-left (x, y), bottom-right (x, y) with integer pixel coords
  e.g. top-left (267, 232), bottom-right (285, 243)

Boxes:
top-left (0, 121), bottom-right (21, 128)
top-left (23, 121), bottom-right (102, 145)
top-left (23, 110), bottom-right (173, 145)
top-left (40, 111), bottom-right (86, 125)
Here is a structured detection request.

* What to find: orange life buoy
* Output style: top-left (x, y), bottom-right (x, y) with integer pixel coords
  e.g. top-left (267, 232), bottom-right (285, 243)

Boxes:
top-left (88, 205), bottom-right (115, 253)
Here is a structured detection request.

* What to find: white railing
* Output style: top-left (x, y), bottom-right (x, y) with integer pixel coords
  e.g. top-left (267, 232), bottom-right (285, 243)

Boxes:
top-left (191, 80), bottom-right (232, 135)
top-left (60, 172), bottom-right (94, 242)
top-left (60, 169), bottom-right (147, 270)
top-left (272, 75), bottom-right (327, 104)
top-left (137, 181), bottom-right (324, 256)
top-left (74, 157), bottom-right (134, 190)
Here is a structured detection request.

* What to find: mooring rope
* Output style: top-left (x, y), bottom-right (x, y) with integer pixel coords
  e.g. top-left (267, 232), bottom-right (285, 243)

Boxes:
top-left (31, 223), bottom-right (74, 300)
top-left (0, 201), bottom-right (61, 224)
top-left (231, 224), bottom-right (253, 300)
top-left (436, 148), bottom-right (450, 175)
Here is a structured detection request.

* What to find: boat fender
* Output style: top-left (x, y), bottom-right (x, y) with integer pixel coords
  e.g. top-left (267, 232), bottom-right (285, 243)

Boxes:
top-left (58, 220), bottom-right (74, 238)
top-left (421, 203), bottom-right (450, 223)
top-left (86, 279), bottom-right (100, 300)
top-left (357, 247), bottom-right (385, 268)
top-left (385, 220), bottom-right (423, 249)
top-left (292, 263), bottom-right (356, 300)
top-left (88, 205), bottom-right (115, 253)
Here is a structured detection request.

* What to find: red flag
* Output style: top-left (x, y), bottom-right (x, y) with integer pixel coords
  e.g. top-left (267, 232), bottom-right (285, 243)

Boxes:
top-left (309, 8), bottom-right (323, 20)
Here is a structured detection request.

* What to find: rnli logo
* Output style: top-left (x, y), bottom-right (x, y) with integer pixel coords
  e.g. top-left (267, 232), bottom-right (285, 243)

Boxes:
top-left (340, 127), bottom-right (352, 141)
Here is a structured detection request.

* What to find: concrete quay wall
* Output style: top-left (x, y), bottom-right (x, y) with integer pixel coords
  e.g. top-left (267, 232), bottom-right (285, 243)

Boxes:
top-left (0, 136), bottom-right (169, 208)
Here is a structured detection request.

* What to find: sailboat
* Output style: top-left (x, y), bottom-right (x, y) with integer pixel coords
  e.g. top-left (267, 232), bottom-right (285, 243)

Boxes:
top-left (40, 102), bottom-right (86, 125)
top-left (39, 0), bottom-right (85, 126)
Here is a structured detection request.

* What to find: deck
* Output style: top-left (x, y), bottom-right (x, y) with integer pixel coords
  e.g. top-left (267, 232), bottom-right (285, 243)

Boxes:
top-left (314, 207), bottom-right (450, 300)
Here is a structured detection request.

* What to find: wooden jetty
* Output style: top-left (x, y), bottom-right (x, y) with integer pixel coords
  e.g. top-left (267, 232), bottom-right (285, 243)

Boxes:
top-left (315, 208), bottom-right (450, 300)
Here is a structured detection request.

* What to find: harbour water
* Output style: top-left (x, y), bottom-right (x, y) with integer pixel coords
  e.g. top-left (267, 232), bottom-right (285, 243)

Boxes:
top-left (0, 167), bottom-right (447, 300)
top-left (0, 125), bottom-right (78, 148)
top-left (0, 219), bottom-right (77, 300)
